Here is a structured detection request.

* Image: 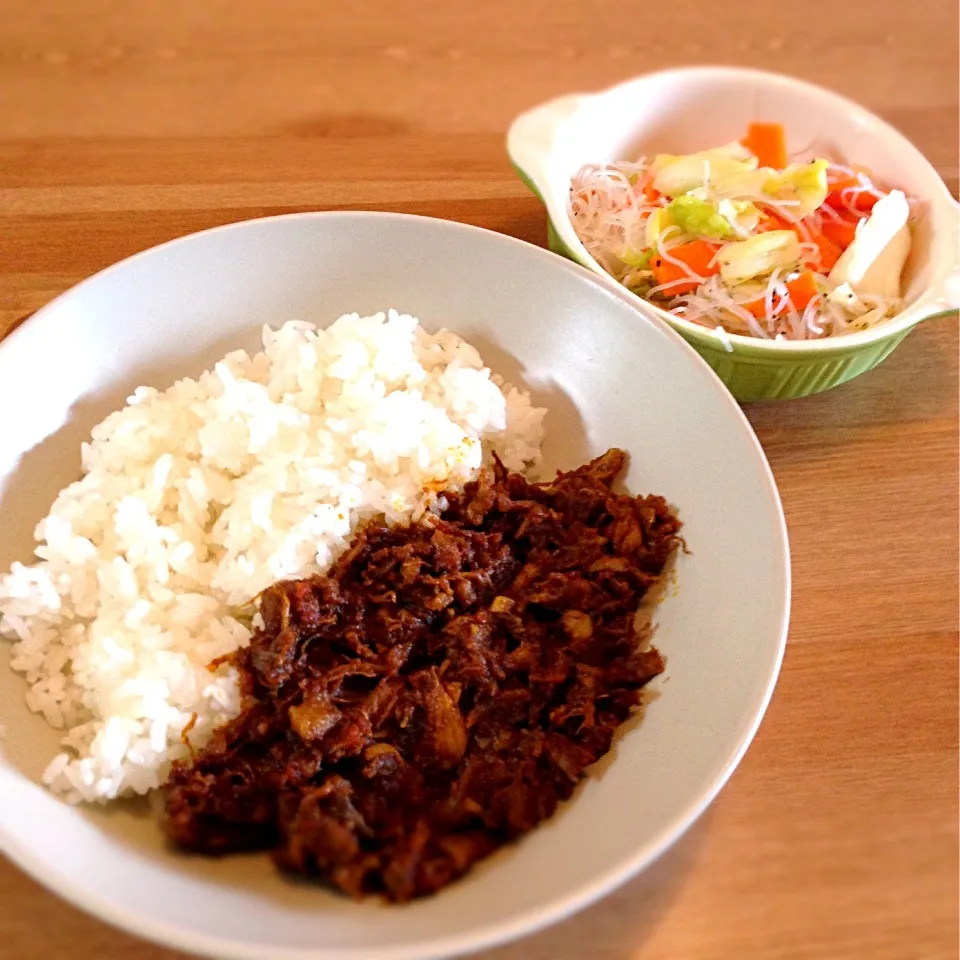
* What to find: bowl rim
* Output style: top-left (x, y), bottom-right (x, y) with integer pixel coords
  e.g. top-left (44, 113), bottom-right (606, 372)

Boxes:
top-left (0, 210), bottom-right (791, 960)
top-left (507, 65), bottom-right (960, 355)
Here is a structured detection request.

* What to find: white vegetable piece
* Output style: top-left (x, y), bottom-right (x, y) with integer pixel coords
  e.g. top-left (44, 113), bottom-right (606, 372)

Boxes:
top-left (849, 307), bottom-right (887, 330)
top-left (826, 281), bottom-right (869, 317)
top-left (651, 146), bottom-right (757, 198)
top-left (828, 190), bottom-right (911, 299)
top-left (717, 230), bottom-right (802, 286)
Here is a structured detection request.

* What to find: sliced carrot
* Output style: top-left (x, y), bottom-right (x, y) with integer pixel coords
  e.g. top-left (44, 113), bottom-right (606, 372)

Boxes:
top-left (814, 234), bottom-right (842, 271)
top-left (757, 212), bottom-right (784, 232)
top-left (784, 271), bottom-right (820, 311)
top-left (636, 170), bottom-right (661, 202)
top-left (820, 215), bottom-right (860, 251)
top-left (650, 240), bottom-right (721, 295)
top-left (825, 165), bottom-right (884, 212)
top-left (758, 210), bottom-right (805, 237)
top-left (742, 297), bottom-right (768, 319)
top-left (826, 188), bottom-right (880, 213)
top-left (825, 167), bottom-right (860, 192)
top-left (742, 122), bottom-right (788, 170)
top-left (807, 233), bottom-right (843, 272)
top-left (756, 212), bottom-right (777, 233)
top-left (743, 271), bottom-right (821, 318)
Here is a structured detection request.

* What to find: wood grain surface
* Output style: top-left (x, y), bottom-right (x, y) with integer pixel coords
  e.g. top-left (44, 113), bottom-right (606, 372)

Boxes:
top-left (1, 1), bottom-right (957, 958)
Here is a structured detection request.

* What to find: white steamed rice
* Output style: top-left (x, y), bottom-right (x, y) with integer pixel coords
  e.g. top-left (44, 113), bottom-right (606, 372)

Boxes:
top-left (0, 310), bottom-right (545, 803)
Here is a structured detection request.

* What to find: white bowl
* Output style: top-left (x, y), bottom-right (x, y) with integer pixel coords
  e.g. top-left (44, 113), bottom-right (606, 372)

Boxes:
top-left (0, 212), bottom-right (789, 960)
top-left (508, 67), bottom-right (960, 399)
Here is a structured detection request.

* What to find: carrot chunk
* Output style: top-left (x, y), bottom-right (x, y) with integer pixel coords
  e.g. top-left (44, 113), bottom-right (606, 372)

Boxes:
top-left (650, 240), bottom-right (721, 295)
top-left (742, 122), bottom-right (788, 169)
top-left (743, 271), bottom-right (821, 318)
top-left (820, 216), bottom-right (860, 252)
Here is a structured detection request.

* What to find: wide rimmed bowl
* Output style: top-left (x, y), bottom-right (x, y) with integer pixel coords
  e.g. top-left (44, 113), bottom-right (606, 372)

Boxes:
top-left (508, 66), bottom-right (960, 402)
top-left (0, 212), bottom-right (789, 960)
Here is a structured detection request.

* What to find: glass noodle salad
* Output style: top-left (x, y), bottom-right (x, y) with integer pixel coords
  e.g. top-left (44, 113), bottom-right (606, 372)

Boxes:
top-left (569, 123), bottom-right (917, 341)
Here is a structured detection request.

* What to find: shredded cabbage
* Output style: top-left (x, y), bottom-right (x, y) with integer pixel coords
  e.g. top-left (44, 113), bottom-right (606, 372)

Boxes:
top-left (652, 149), bottom-right (757, 197)
top-left (764, 159), bottom-right (830, 218)
top-left (665, 196), bottom-right (736, 240)
top-left (717, 199), bottom-right (761, 234)
top-left (621, 248), bottom-right (653, 269)
top-left (717, 231), bottom-right (802, 285)
top-left (711, 167), bottom-right (774, 199)
top-left (645, 208), bottom-right (669, 247)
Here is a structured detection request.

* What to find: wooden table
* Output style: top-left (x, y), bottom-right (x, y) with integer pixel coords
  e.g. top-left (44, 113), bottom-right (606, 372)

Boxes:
top-left (1, 1), bottom-right (957, 957)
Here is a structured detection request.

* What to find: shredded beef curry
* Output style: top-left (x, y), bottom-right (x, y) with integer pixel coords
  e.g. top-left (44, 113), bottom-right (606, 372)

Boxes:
top-left (163, 449), bottom-right (681, 901)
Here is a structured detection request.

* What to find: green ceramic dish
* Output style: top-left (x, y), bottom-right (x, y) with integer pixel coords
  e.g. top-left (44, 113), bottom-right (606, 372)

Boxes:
top-left (508, 68), bottom-right (959, 402)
